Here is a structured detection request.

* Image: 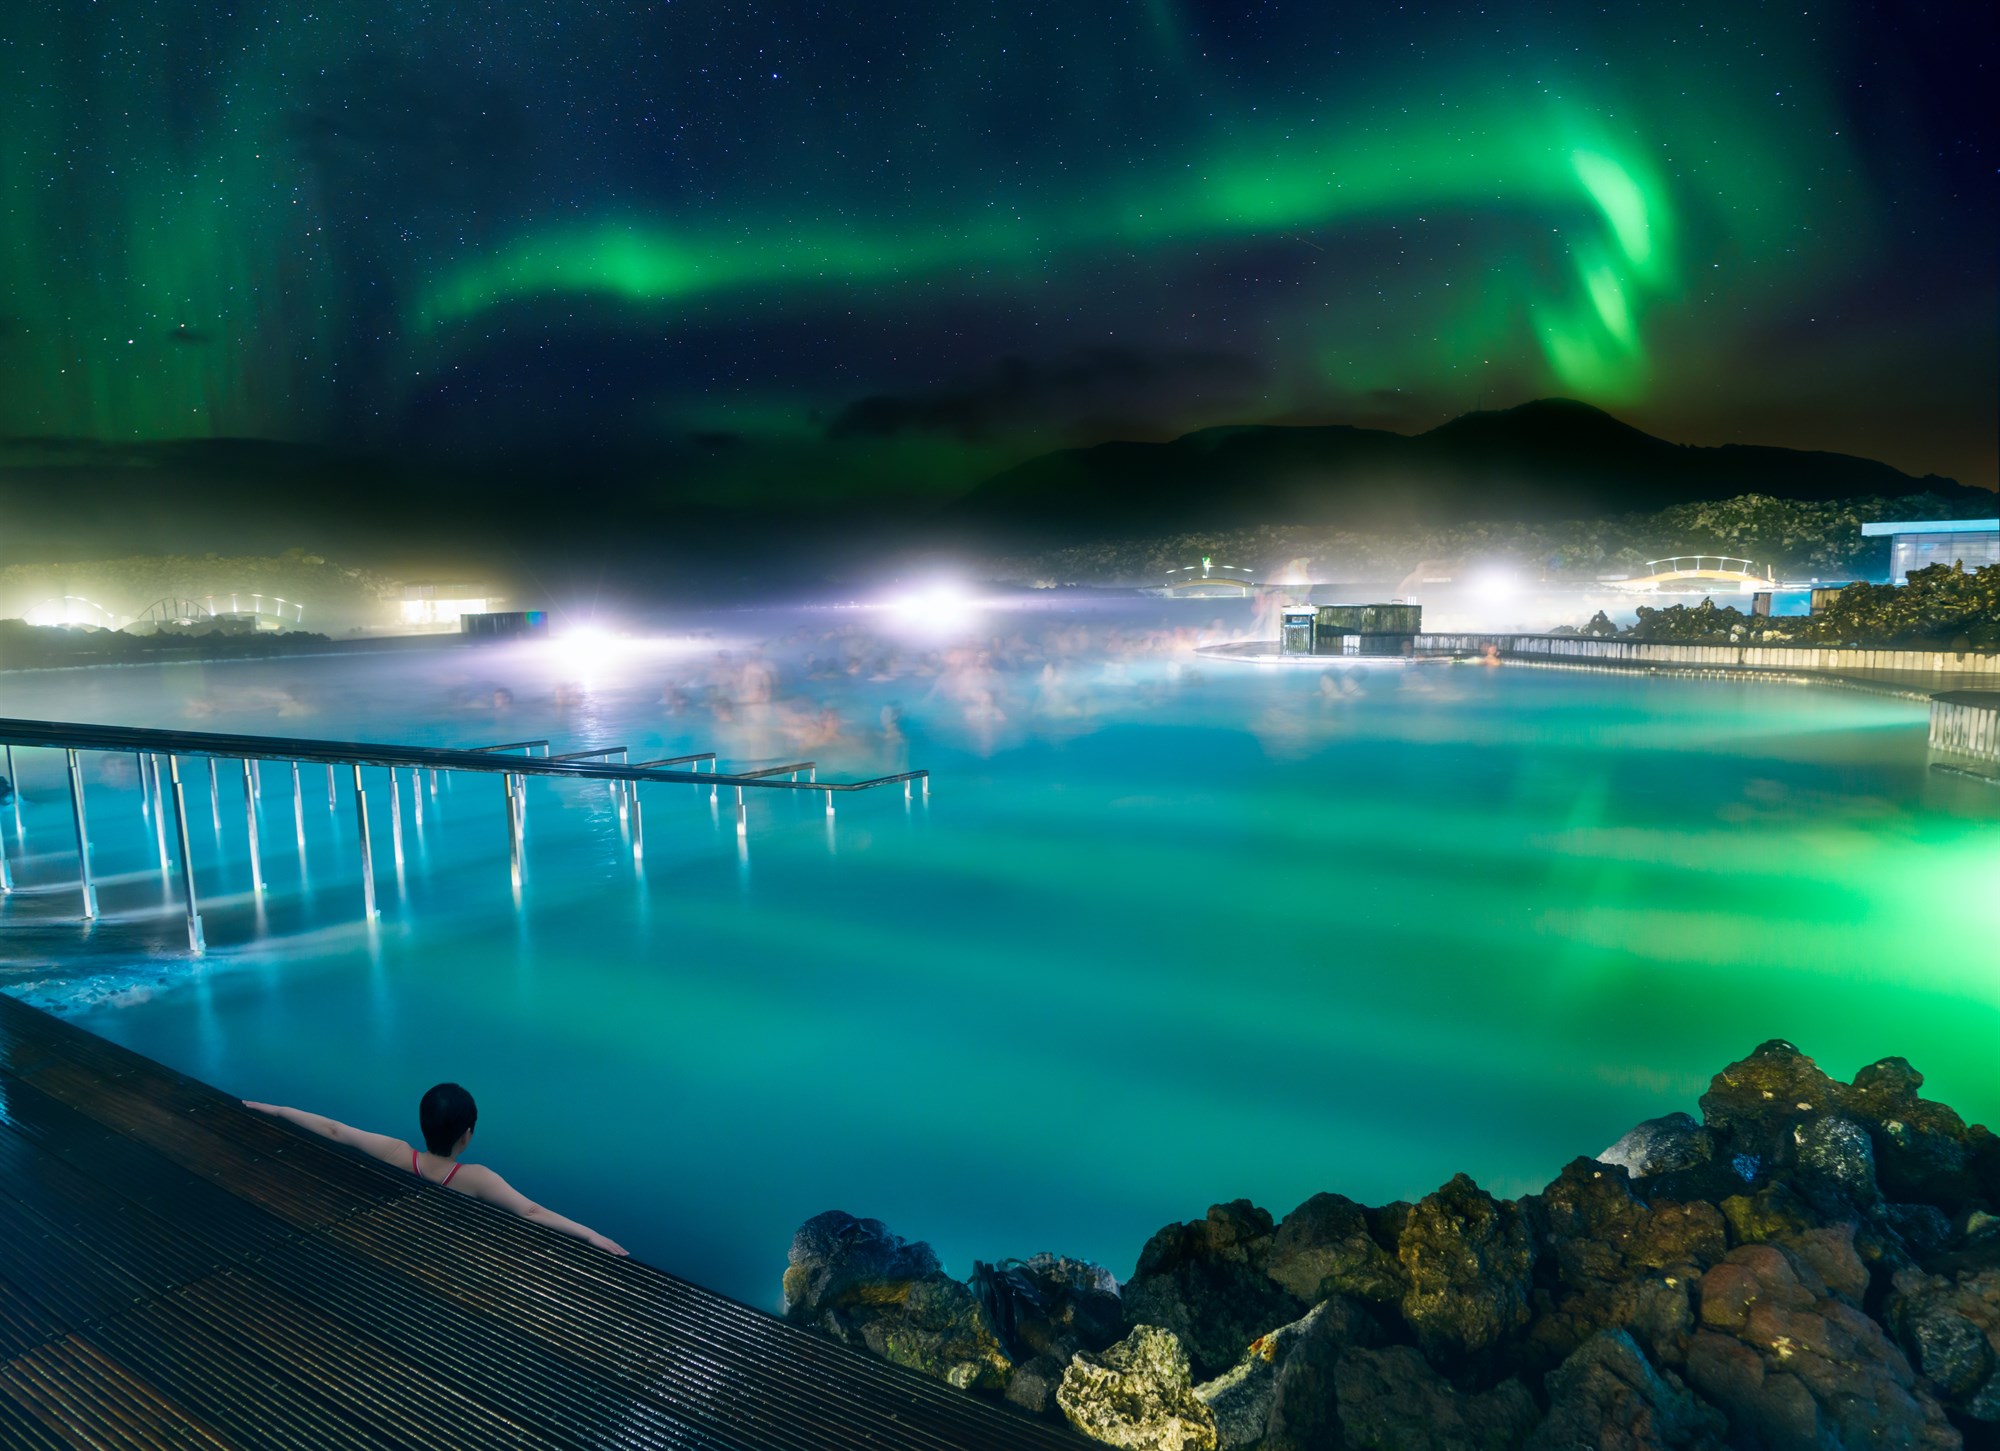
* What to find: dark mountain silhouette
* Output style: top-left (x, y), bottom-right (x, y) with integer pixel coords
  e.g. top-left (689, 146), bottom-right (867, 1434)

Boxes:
top-left (944, 398), bottom-right (1987, 542)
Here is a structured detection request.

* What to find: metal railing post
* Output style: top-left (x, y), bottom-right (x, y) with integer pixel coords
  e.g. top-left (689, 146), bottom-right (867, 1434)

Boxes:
top-left (735, 785), bottom-right (747, 836)
top-left (389, 768), bottom-right (405, 865)
top-left (149, 754), bottom-right (172, 875)
top-left (66, 748), bottom-right (96, 918)
top-left (353, 764), bottom-right (377, 918)
top-left (242, 759), bottom-right (263, 891)
top-left (630, 785), bottom-right (644, 861)
top-left (410, 768), bottom-right (423, 827)
top-left (326, 763), bottom-right (337, 810)
top-left (167, 756), bottom-right (204, 953)
top-left (504, 773), bottom-right (523, 880)
top-left (208, 757), bottom-right (221, 830)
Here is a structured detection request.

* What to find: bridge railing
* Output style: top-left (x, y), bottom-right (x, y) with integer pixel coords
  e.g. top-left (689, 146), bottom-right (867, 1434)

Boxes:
top-left (0, 717), bottom-right (928, 954)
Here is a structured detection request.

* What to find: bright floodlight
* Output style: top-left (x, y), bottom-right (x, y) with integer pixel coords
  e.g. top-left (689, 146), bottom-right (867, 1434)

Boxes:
top-left (884, 579), bottom-right (979, 632)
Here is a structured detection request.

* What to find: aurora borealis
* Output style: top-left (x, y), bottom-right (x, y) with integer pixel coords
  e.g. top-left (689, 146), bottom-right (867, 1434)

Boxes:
top-left (1, 1), bottom-right (1992, 509)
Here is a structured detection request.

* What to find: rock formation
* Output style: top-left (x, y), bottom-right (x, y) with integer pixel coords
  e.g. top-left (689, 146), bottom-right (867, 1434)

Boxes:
top-left (782, 1042), bottom-right (2000, 1448)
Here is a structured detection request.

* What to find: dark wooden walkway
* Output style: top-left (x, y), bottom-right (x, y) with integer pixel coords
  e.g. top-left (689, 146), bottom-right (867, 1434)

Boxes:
top-left (0, 993), bottom-right (1083, 1450)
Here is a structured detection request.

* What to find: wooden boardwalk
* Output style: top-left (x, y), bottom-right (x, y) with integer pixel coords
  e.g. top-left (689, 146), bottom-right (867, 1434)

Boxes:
top-left (0, 993), bottom-right (1083, 1450)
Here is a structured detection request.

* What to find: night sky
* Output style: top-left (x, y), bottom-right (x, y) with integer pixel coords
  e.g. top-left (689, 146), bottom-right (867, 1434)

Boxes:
top-left (2, 1), bottom-right (1993, 510)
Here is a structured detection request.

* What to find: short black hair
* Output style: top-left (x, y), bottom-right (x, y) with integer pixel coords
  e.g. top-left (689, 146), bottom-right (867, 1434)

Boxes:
top-left (419, 1082), bottom-right (477, 1155)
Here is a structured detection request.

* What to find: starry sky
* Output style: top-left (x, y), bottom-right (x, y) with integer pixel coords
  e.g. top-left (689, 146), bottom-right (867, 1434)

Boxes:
top-left (1, 0), bottom-right (1993, 510)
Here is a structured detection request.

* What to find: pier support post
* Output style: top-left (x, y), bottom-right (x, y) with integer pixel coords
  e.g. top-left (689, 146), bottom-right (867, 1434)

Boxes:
top-left (410, 768), bottom-right (423, 827)
top-left (389, 769), bottom-right (405, 865)
top-left (504, 773), bottom-right (523, 879)
top-left (326, 763), bottom-right (337, 810)
top-left (148, 754), bottom-right (172, 874)
top-left (242, 760), bottom-right (263, 891)
top-left (208, 758), bottom-right (220, 830)
top-left (825, 789), bottom-right (834, 818)
top-left (353, 765), bottom-right (377, 918)
top-left (630, 787), bottom-right (643, 861)
top-left (67, 748), bottom-right (96, 919)
top-left (735, 785), bottom-right (747, 837)
top-left (167, 756), bottom-right (204, 953)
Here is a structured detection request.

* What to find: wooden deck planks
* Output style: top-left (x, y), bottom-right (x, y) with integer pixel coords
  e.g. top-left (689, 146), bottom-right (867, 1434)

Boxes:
top-left (0, 992), bottom-right (1085, 1450)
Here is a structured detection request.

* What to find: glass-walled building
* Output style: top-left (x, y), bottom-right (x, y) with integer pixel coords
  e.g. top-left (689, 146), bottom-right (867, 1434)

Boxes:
top-left (1860, 519), bottom-right (2000, 582)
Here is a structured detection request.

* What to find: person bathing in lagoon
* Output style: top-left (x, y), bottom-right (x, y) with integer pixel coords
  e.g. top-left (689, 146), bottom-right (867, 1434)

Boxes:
top-left (244, 1082), bottom-right (628, 1256)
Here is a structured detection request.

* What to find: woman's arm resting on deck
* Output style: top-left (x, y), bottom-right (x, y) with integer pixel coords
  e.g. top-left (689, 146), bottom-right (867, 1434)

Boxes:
top-left (454, 1165), bottom-right (629, 1255)
top-left (242, 1101), bottom-right (412, 1169)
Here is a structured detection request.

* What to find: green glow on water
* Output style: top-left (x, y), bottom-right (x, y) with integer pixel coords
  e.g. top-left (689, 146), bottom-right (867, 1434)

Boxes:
top-left (3, 617), bottom-right (1995, 1306)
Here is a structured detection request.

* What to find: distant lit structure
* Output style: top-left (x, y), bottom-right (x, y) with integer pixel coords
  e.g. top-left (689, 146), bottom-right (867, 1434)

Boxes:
top-left (1859, 519), bottom-right (2000, 582)
top-left (1162, 557), bottom-right (1258, 597)
top-left (1280, 603), bottom-right (1423, 655)
top-left (23, 595), bottom-right (117, 628)
top-left (1607, 557), bottom-right (1774, 595)
top-left (402, 582), bottom-right (494, 627)
top-left (202, 594), bottom-right (305, 628)
top-left (462, 610), bottom-right (548, 641)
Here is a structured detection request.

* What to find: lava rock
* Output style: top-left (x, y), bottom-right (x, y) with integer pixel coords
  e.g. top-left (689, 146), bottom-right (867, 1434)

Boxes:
top-left (1263, 1296), bottom-right (1378, 1451)
top-left (783, 1210), bottom-right (943, 1314)
top-left (972, 1253), bottom-right (1124, 1362)
top-left (1887, 1268), bottom-right (2000, 1419)
top-left (1848, 1057), bottom-right (1995, 1213)
top-left (1122, 1201), bottom-right (1307, 1381)
top-left (1057, 1324), bottom-right (1218, 1450)
top-left (1398, 1174), bottom-right (1536, 1368)
top-left (1790, 1113), bottom-right (1880, 1207)
top-left (1599, 1113), bottom-right (1716, 1181)
top-left (1697, 1041), bottom-right (1841, 1161)
top-left (1523, 1158), bottom-right (1725, 1371)
top-left (1684, 1243), bottom-right (1959, 1449)
top-left (1334, 1344), bottom-right (1539, 1451)
top-left (1193, 1299), bottom-right (1359, 1450)
top-left (1718, 1187), bottom-right (1870, 1303)
top-left (1004, 1352), bottom-right (1069, 1417)
top-left (1268, 1192), bottom-right (1405, 1306)
top-left (782, 1211), bottom-right (1011, 1391)
top-left (1527, 1330), bottom-right (1726, 1451)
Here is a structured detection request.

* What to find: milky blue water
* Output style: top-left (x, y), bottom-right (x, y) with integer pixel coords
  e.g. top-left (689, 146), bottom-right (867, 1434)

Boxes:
top-left (3, 600), bottom-right (1997, 1307)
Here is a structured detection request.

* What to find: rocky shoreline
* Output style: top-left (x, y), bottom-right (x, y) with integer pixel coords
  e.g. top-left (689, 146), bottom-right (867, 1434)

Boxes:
top-left (782, 1042), bottom-right (2000, 1449)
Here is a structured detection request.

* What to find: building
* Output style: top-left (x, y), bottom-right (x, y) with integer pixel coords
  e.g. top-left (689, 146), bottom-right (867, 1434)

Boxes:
top-left (401, 582), bottom-right (495, 628)
top-left (1859, 519), bottom-right (2000, 583)
top-left (461, 610), bottom-right (548, 641)
top-left (1279, 603), bottom-right (1423, 655)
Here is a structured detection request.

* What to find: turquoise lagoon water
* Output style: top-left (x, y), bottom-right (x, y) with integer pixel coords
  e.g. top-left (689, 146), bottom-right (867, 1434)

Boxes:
top-left (2, 601), bottom-right (1997, 1307)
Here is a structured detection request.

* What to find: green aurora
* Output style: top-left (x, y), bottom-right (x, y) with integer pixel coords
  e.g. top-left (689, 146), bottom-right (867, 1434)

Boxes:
top-left (0, 1), bottom-right (1990, 496)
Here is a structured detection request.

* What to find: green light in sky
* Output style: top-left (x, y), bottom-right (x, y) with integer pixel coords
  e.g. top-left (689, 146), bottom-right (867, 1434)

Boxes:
top-left (416, 102), bottom-right (1683, 407)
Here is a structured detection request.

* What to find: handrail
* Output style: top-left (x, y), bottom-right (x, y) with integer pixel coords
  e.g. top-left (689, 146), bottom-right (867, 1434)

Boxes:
top-left (547, 747), bottom-right (627, 762)
top-left (0, 719), bottom-right (924, 794)
top-left (733, 761), bottom-right (815, 780)
top-left (633, 753), bottom-right (716, 768)
top-left (468, 740), bottom-right (549, 754)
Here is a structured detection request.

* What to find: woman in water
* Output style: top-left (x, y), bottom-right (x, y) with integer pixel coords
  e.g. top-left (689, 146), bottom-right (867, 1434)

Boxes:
top-left (244, 1082), bottom-right (628, 1255)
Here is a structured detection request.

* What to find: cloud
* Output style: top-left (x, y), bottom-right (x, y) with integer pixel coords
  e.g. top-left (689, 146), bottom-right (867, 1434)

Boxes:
top-left (825, 347), bottom-right (1265, 443)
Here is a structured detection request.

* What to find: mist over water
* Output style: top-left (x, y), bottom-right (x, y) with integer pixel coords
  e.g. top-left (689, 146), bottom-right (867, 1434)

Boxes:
top-left (3, 598), bottom-right (1997, 1308)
